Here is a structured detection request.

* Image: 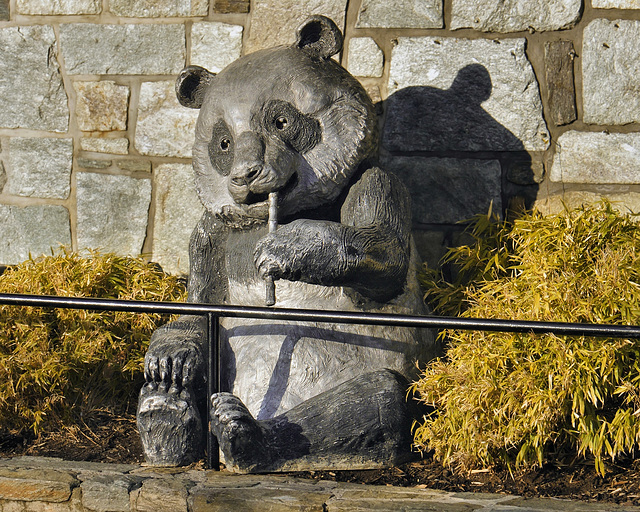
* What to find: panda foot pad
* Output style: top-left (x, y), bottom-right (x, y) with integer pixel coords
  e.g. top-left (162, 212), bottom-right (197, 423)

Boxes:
top-left (210, 393), bottom-right (271, 472)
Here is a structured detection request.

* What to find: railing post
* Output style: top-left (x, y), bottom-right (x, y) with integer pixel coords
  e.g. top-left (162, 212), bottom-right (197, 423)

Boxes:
top-left (206, 312), bottom-right (220, 470)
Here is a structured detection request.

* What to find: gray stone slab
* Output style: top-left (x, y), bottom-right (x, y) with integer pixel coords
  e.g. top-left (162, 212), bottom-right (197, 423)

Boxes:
top-left (385, 37), bottom-right (550, 153)
top-left (0, 205), bottom-right (71, 265)
top-left (0, 0), bottom-right (9, 19)
top-left (593, 0), bottom-right (640, 7)
top-left (0, 467), bottom-right (77, 502)
top-left (544, 41), bottom-right (577, 126)
top-left (77, 158), bottom-right (113, 170)
top-left (3, 137), bottom-right (72, 199)
top-left (135, 81), bottom-right (198, 158)
top-left (245, 0), bottom-right (347, 53)
top-left (80, 138), bottom-right (130, 155)
top-left (131, 478), bottom-right (189, 512)
top-left (213, 0), bottom-right (249, 13)
top-left (16, 0), bottom-right (100, 14)
top-left (0, 25), bottom-right (69, 132)
top-left (152, 163), bottom-right (204, 275)
top-left (347, 37), bottom-right (384, 78)
top-left (76, 172), bottom-right (151, 256)
top-left (535, 191), bottom-right (640, 216)
top-left (450, 0), bottom-right (581, 33)
top-left (550, 131), bottom-right (640, 184)
top-left (60, 24), bottom-right (185, 75)
top-left (356, 0), bottom-right (442, 28)
top-left (384, 156), bottom-right (502, 224)
top-left (0, 456), bottom-right (139, 473)
top-left (190, 22), bottom-right (243, 74)
top-left (81, 473), bottom-right (142, 512)
top-left (109, 0), bottom-right (207, 16)
top-left (117, 160), bottom-right (151, 172)
top-left (583, 19), bottom-right (640, 125)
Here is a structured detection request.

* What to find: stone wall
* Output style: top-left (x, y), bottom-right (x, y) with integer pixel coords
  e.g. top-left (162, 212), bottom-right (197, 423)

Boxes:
top-left (0, 0), bottom-right (639, 272)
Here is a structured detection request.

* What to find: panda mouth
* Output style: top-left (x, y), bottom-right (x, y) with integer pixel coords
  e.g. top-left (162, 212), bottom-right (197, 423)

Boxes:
top-left (245, 173), bottom-right (298, 205)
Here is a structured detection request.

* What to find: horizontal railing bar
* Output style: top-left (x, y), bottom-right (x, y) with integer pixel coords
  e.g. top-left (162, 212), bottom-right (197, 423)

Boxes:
top-left (1, 292), bottom-right (640, 338)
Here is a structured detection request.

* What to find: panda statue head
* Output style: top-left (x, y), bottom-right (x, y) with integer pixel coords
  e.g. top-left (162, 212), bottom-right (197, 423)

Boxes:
top-left (176, 15), bottom-right (378, 227)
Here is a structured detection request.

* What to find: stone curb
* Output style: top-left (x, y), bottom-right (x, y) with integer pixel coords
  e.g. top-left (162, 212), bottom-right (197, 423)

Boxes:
top-left (0, 456), bottom-right (636, 512)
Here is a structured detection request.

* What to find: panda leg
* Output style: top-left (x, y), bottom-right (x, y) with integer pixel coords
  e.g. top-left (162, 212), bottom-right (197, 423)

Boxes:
top-left (210, 368), bottom-right (420, 473)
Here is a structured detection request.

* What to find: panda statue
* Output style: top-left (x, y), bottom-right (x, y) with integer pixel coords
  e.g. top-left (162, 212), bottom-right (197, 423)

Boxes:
top-left (137, 15), bottom-right (437, 473)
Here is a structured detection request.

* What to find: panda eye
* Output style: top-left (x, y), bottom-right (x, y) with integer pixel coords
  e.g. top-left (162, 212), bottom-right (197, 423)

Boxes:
top-left (209, 120), bottom-right (234, 176)
top-left (263, 100), bottom-right (321, 153)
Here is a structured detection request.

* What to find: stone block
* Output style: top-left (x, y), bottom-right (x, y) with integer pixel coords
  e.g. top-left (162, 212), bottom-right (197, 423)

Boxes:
top-left (135, 81), bottom-right (198, 158)
top-left (81, 138), bottom-right (130, 155)
top-left (190, 22), bottom-right (243, 73)
top-left (60, 24), bottom-right (185, 75)
top-left (451, 0), bottom-right (581, 32)
top-left (583, 19), bottom-right (640, 125)
top-left (536, 191), bottom-right (640, 216)
top-left (0, 26), bottom-right (69, 133)
top-left (81, 474), bottom-right (141, 512)
top-left (74, 81), bottom-right (129, 132)
top-left (188, 485), bottom-right (332, 512)
top-left (245, 0), bottom-right (347, 53)
top-left (0, 0), bottom-right (9, 19)
top-left (385, 37), bottom-right (550, 152)
top-left (347, 37), bottom-right (383, 78)
top-left (356, 0), bottom-right (442, 28)
top-left (383, 156), bottom-right (502, 224)
top-left (110, 0), bottom-right (207, 16)
top-left (593, 0), bottom-right (640, 7)
top-left (3, 137), bottom-right (72, 199)
top-left (213, 0), bottom-right (249, 13)
top-left (77, 158), bottom-right (113, 170)
top-left (131, 478), bottom-right (188, 512)
top-left (0, 467), bottom-right (77, 502)
top-left (16, 0), bottom-right (100, 14)
top-left (0, 205), bottom-right (71, 265)
top-left (544, 41), bottom-right (577, 126)
top-left (152, 163), bottom-right (204, 275)
top-left (550, 131), bottom-right (640, 184)
top-left (117, 160), bottom-right (151, 172)
top-left (76, 172), bottom-right (151, 256)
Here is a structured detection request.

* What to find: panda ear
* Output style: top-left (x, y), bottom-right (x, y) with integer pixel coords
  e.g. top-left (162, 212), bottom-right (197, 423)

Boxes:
top-left (176, 66), bottom-right (216, 109)
top-left (294, 15), bottom-right (343, 59)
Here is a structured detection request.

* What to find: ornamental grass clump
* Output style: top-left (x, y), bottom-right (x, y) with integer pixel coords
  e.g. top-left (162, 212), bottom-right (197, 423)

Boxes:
top-left (412, 202), bottom-right (640, 474)
top-left (0, 250), bottom-right (186, 433)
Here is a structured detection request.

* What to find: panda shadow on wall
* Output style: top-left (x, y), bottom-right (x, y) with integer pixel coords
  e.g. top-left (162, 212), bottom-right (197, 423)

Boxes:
top-left (381, 63), bottom-right (538, 226)
top-left (138, 15), bottom-right (448, 474)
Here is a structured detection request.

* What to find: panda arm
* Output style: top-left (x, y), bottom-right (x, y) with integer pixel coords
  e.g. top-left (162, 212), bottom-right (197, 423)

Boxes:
top-left (254, 167), bottom-right (411, 302)
top-left (339, 166), bottom-right (412, 300)
top-left (144, 211), bottom-right (228, 389)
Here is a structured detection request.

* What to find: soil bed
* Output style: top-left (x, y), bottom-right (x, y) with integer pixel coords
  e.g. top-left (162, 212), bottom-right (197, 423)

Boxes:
top-left (2, 411), bottom-right (640, 507)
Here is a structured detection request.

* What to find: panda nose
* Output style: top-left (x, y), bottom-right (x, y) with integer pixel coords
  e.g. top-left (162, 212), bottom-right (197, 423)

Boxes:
top-left (231, 164), bottom-right (263, 186)
top-left (230, 132), bottom-right (265, 186)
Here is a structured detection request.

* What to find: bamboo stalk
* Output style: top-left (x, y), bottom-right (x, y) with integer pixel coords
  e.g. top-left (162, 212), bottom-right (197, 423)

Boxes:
top-left (265, 192), bottom-right (278, 306)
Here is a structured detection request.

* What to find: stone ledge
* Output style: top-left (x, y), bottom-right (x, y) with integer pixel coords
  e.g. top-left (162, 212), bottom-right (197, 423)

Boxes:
top-left (0, 456), bottom-right (637, 512)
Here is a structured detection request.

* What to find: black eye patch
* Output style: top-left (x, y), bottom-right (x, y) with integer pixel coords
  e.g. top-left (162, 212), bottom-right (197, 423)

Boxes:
top-left (208, 120), bottom-right (234, 176)
top-left (262, 100), bottom-right (321, 154)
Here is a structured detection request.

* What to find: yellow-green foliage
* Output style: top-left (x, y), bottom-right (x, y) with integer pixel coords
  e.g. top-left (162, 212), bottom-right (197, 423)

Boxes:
top-left (412, 202), bottom-right (640, 474)
top-left (0, 250), bottom-right (186, 433)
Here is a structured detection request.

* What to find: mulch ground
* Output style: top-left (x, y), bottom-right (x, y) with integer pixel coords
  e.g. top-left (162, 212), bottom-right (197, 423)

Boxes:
top-left (2, 410), bottom-right (640, 507)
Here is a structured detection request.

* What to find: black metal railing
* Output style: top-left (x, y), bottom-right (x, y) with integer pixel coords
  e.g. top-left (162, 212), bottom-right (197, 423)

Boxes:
top-left (2, 291), bottom-right (640, 469)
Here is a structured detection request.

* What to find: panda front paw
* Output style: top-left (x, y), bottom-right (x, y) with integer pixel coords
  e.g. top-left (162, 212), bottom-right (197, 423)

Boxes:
top-left (254, 219), bottom-right (351, 285)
